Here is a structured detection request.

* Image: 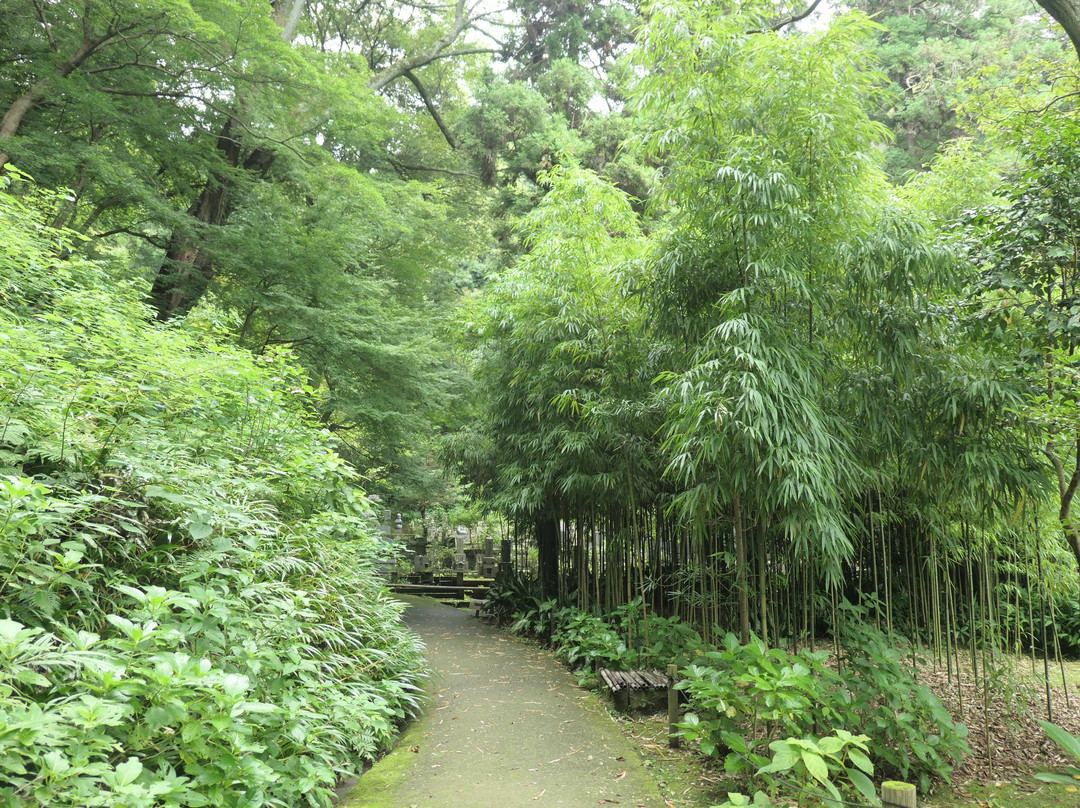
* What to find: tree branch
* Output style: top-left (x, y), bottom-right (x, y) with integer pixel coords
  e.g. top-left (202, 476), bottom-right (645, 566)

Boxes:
top-left (388, 157), bottom-right (480, 179)
top-left (1044, 441), bottom-right (1070, 503)
top-left (368, 0), bottom-right (499, 91)
top-left (751, 0), bottom-right (826, 34)
top-left (1064, 436), bottom-right (1080, 516)
top-left (403, 69), bottom-right (457, 150)
top-left (32, 0), bottom-right (58, 52)
top-left (90, 227), bottom-right (170, 249)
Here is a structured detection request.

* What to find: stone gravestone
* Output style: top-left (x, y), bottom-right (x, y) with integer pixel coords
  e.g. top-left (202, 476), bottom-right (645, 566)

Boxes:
top-left (453, 526), bottom-right (469, 576)
top-left (479, 537), bottom-right (498, 577)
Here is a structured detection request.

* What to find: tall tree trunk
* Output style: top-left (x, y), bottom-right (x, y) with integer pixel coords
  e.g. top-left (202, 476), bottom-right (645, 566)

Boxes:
top-left (148, 120), bottom-right (275, 319)
top-left (734, 493), bottom-right (750, 645)
top-left (149, 2), bottom-right (302, 319)
top-left (148, 0), bottom-right (480, 319)
top-left (536, 513), bottom-right (560, 600)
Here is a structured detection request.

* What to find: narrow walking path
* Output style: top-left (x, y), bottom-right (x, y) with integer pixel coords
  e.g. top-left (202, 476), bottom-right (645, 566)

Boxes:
top-left (343, 596), bottom-right (666, 808)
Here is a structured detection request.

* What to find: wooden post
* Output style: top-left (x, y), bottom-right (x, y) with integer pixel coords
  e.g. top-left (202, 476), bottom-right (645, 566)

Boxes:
top-left (881, 782), bottom-right (916, 808)
top-left (667, 664), bottom-right (681, 749)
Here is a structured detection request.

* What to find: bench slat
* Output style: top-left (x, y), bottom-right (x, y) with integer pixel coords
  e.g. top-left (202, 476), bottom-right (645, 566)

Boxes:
top-left (598, 668), bottom-right (667, 693)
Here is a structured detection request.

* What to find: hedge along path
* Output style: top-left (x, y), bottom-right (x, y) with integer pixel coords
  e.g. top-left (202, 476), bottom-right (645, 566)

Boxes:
top-left (343, 595), bottom-right (666, 808)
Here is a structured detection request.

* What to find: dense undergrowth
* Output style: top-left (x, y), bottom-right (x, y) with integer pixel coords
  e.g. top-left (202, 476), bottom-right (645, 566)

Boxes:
top-left (0, 177), bottom-right (425, 807)
top-left (484, 574), bottom-right (970, 805)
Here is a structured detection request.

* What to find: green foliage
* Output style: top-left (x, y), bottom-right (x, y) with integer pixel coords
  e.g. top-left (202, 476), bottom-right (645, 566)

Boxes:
top-left (834, 607), bottom-right (971, 791)
top-left (480, 570), bottom-right (544, 625)
top-left (0, 0), bottom-right (490, 506)
top-left (0, 178), bottom-right (424, 807)
top-left (457, 161), bottom-right (655, 523)
top-left (712, 730), bottom-right (878, 808)
top-left (852, 0), bottom-right (1067, 177)
top-left (485, 576), bottom-right (705, 671)
top-left (677, 636), bottom-right (843, 776)
top-left (678, 620), bottom-right (969, 792)
top-left (634, 1), bottom-right (961, 584)
top-left (1035, 720), bottom-right (1080, 786)
top-left (758, 731), bottom-right (879, 808)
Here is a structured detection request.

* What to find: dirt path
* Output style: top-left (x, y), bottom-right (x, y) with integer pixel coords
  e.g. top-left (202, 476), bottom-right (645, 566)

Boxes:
top-left (342, 596), bottom-right (666, 808)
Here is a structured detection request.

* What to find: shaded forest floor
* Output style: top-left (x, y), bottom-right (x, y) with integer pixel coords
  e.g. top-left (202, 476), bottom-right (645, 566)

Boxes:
top-left (602, 655), bottom-right (1080, 808)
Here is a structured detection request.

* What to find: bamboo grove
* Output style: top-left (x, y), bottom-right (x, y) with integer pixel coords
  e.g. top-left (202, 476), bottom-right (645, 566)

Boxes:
top-left (447, 1), bottom-right (1080, 686)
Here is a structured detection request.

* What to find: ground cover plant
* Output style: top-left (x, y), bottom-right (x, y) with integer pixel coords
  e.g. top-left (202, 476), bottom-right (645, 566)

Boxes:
top-left (0, 177), bottom-right (425, 807)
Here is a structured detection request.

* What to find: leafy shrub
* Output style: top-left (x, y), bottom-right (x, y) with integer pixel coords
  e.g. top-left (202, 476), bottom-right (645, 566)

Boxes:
top-left (0, 176), bottom-right (425, 807)
top-left (678, 634), bottom-right (843, 777)
top-left (612, 599), bottom-right (706, 668)
top-left (493, 589), bottom-right (705, 673)
top-left (713, 730), bottom-right (879, 808)
top-left (510, 597), bottom-right (560, 639)
top-left (551, 607), bottom-right (629, 670)
top-left (679, 616), bottom-right (969, 792)
top-left (835, 608), bottom-right (971, 791)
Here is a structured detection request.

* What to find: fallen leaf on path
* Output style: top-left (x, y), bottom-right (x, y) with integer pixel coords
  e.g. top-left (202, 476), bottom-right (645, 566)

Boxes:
top-left (532, 790), bottom-right (546, 800)
top-left (409, 746), bottom-right (420, 753)
top-left (598, 800), bottom-right (620, 804)
top-left (615, 769), bottom-right (627, 781)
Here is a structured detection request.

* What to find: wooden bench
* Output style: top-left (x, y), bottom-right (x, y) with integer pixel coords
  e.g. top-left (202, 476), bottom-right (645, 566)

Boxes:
top-left (599, 666), bottom-right (684, 748)
top-left (598, 668), bottom-right (668, 711)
